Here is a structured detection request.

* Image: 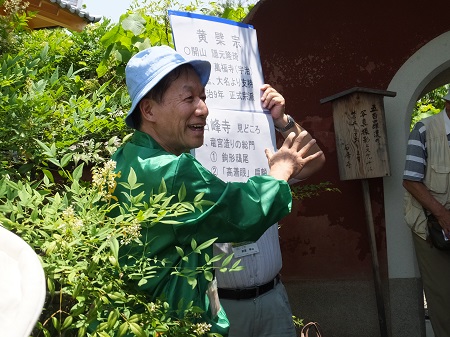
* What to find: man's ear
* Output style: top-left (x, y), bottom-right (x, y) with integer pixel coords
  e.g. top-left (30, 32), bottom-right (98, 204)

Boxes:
top-left (139, 99), bottom-right (156, 122)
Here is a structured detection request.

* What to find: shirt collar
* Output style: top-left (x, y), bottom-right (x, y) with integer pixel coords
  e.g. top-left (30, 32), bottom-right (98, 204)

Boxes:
top-left (131, 130), bottom-right (165, 150)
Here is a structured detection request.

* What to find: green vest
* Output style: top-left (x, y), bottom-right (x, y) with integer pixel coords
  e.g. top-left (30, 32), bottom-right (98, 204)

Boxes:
top-left (111, 130), bottom-right (292, 335)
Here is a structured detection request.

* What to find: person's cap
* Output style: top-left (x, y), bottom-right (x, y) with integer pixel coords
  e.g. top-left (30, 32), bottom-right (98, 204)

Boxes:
top-left (443, 90), bottom-right (450, 101)
top-left (125, 45), bottom-right (211, 128)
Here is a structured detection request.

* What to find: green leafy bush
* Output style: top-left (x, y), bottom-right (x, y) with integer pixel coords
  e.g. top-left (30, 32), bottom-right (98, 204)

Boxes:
top-left (0, 39), bottom-right (130, 180)
top-left (410, 84), bottom-right (449, 128)
top-left (0, 153), bottom-right (241, 336)
top-left (0, 2), bottom-right (282, 336)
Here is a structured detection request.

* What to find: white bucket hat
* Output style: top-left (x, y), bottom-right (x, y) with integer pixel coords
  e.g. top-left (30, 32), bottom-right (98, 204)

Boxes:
top-left (125, 45), bottom-right (211, 128)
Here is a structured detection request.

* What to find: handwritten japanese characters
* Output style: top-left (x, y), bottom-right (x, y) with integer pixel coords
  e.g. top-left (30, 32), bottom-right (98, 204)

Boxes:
top-left (332, 92), bottom-right (391, 180)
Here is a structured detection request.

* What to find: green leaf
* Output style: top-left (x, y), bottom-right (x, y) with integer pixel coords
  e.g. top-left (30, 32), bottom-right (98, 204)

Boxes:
top-left (187, 277), bottom-right (197, 289)
top-left (108, 255), bottom-right (118, 266)
top-left (49, 67), bottom-right (59, 85)
top-left (35, 139), bottom-right (54, 157)
top-left (190, 238), bottom-right (197, 251)
top-left (178, 183), bottom-right (186, 202)
top-left (107, 310), bottom-right (118, 329)
top-left (194, 192), bottom-right (205, 202)
top-left (72, 283), bottom-right (82, 298)
top-left (61, 316), bottom-right (73, 330)
top-left (129, 322), bottom-right (146, 337)
top-left (77, 326), bottom-right (86, 337)
top-left (100, 25), bottom-right (121, 46)
top-left (47, 157), bottom-right (61, 167)
top-left (109, 236), bottom-right (119, 261)
top-left (66, 64), bottom-right (74, 78)
top-left (31, 208), bottom-right (39, 221)
top-left (221, 253), bottom-right (234, 267)
top-left (127, 168), bottom-right (137, 188)
top-left (60, 153), bottom-right (73, 168)
top-left (39, 43), bottom-right (49, 60)
top-left (196, 237), bottom-right (217, 252)
top-left (159, 220), bottom-right (182, 225)
top-left (137, 278), bottom-right (148, 286)
top-left (96, 59), bottom-right (109, 78)
top-left (113, 48), bottom-right (132, 64)
top-left (117, 323), bottom-right (129, 337)
top-left (97, 321), bottom-right (109, 332)
top-left (52, 316), bottom-right (60, 330)
top-left (208, 253), bottom-right (225, 264)
top-left (42, 169), bottom-right (54, 183)
top-left (175, 246), bottom-right (184, 257)
top-left (158, 178), bottom-right (167, 194)
top-left (204, 270), bottom-right (213, 281)
top-left (122, 13), bottom-right (146, 35)
top-left (47, 277), bottom-right (55, 295)
top-left (72, 164), bottom-right (84, 181)
top-left (231, 259), bottom-right (242, 270)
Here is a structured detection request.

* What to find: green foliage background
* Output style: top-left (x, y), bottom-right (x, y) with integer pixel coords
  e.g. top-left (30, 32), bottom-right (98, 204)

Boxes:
top-left (410, 84), bottom-right (449, 128)
top-left (2, 0), bottom-right (444, 333)
top-left (0, 1), bottom-right (256, 336)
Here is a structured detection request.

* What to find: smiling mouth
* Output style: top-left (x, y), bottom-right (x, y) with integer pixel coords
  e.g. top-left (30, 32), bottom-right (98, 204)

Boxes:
top-left (189, 124), bottom-right (205, 131)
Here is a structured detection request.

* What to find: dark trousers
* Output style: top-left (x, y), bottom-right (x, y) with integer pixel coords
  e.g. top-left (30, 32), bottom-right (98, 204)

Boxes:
top-left (413, 233), bottom-right (450, 337)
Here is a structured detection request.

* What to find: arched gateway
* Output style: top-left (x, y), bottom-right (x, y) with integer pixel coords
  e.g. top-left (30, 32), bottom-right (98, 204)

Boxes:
top-left (245, 1), bottom-right (450, 336)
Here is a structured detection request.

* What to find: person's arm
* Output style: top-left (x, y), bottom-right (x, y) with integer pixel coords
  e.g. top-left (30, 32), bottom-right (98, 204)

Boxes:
top-left (260, 84), bottom-right (325, 180)
top-left (403, 179), bottom-right (450, 235)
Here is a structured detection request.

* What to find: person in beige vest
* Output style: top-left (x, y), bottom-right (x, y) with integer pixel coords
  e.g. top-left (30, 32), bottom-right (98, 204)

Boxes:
top-left (403, 90), bottom-right (450, 337)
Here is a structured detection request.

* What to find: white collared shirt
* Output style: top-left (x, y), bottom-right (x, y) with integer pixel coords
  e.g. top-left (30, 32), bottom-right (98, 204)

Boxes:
top-left (214, 224), bottom-right (282, 288)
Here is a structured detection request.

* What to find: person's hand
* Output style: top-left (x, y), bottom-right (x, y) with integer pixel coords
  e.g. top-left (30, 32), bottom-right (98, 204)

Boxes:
top-left (403, 179), bottom-right (450, 238)
top-left (436, 209), bottom-right (450, 238)
top-left (261, 83), bottom-right (326, 180)
top-left (265, 131), bottom-right (324, 181)
top-left (260, 84), bottom-right (285, 122)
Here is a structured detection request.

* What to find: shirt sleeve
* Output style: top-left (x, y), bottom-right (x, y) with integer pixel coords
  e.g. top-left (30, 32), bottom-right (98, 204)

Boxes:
top-left (403, 122), bottom-right (426, 182)
top-left (171, 154), bottom-right (292, 245)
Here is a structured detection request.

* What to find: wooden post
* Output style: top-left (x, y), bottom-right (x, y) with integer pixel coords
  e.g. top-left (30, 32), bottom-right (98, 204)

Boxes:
top-left (362, 178), bottom-right (388, 337)
top-left (321, 87), bottom-right (396, 337)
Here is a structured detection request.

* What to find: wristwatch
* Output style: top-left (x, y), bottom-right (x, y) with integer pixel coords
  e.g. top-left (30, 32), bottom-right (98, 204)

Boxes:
top-left (275, 114), bottom-right (295, 132)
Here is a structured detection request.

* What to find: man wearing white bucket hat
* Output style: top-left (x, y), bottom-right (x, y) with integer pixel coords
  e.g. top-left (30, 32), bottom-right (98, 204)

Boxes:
top-left (403, 88), bottom-right (450, 337)
top-left (109, 45), bottom-right (324, 336)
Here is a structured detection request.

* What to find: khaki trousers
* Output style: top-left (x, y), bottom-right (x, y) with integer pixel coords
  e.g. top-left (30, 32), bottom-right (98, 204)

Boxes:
top-left (413, 233), bottom-right (450, 337)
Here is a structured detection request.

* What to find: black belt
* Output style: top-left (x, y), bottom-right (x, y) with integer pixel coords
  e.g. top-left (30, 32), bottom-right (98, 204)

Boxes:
top-left (218, 274), bottom-right (280, 300)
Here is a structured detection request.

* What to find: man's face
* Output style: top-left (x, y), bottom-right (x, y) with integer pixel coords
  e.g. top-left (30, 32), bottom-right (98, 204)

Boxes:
top-left (149, 68), bottom-right (208, 155)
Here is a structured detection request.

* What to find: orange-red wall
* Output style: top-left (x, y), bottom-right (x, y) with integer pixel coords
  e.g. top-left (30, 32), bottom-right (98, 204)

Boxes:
top-left (245, 0), bottom-right (450, 281)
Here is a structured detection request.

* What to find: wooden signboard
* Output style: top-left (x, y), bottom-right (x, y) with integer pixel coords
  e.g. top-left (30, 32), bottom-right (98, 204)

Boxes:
top-left (321, 87), bottom-right (395, 181)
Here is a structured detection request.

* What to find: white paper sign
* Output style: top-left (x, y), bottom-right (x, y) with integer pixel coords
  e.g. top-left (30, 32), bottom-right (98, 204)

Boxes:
top-left (169, 11), bottom-right (265, 113)
top-left (193, 108), bottom-right (276, 182)
top-left (169, 11), bottom-right (276, 183)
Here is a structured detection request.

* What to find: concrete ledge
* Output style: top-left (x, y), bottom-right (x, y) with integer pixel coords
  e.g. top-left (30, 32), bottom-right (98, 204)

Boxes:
top-left (389, 278), bottom-right (425, 337)
top-left (284, 278), bottom-right (427, 337)
top-left (284, 279), bottom-right (388, 337)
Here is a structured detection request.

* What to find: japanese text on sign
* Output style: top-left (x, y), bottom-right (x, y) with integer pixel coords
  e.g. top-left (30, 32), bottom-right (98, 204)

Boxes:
top-left (193, 109), bottom-right (275, 182)
top-left (331, 92), bottom-right (391, 180)
top-left (169, 11), bottom-right (265, 113)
